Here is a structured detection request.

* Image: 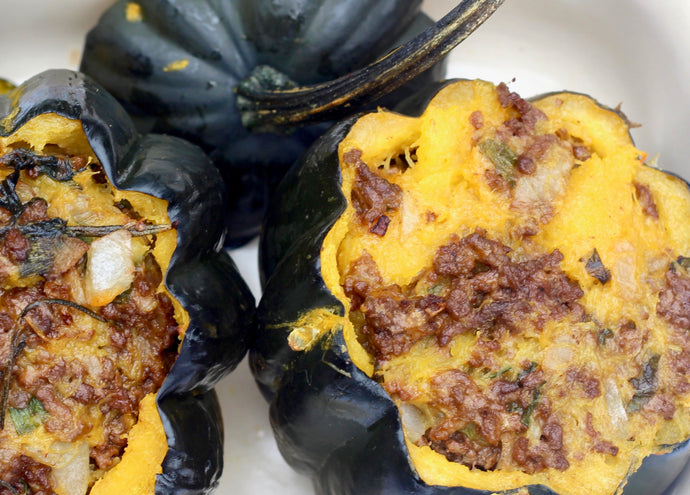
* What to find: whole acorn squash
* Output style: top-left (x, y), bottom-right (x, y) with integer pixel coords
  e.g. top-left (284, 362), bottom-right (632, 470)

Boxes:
top-left (0, 69), bottom-right (254, 495)
top-left (251, 79), bottom-right (690, 495)
top-left (79, 0), bottom-right (502, 245)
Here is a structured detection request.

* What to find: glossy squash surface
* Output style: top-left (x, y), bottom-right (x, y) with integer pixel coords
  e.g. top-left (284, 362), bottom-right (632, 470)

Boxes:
top-left (0, 70), bottom-right (254, 495)
top-left (252, 79), bottom-right (690, 495)
top-left (79, 0), bottom-right (450, 245)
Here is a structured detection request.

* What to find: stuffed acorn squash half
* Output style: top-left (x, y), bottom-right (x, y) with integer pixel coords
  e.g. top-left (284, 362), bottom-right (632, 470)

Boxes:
top-left (253, 79), bottom-right (690, 495)
top-left (0, 70), bottom-right (254, 495)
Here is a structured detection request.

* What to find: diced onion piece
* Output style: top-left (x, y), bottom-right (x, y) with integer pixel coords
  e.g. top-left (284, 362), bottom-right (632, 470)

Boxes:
top-left (23, 441), bottom-right (91, 495)
top-left (526, 415), bottom-right (542, 444)
top-left (399, 403), bottom-right (430, 444)
top-left (604, 378), bottom-right (629, 437)
top-left (542, 345), bottom-right (575, 372)
top-left (50, 441), bottom-right (90, 495)
top-left (512, 144), bottom-right (572, 212)
top-left (84, 230), bottom-right (135, 307)
top-left (612, 241), bottom-right (639, 299)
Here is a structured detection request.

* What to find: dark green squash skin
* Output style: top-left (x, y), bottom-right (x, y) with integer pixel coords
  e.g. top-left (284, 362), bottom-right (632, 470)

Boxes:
top-left (79, 0), bottom-right (447, 246)
top-left (0, 69), bottom-right (255, 495)
top-left (250, 83), bottom-right (690, 495)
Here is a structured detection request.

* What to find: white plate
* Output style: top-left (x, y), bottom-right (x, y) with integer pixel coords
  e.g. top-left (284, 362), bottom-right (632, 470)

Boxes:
top-left (1, 1), bottom-right (689, 494)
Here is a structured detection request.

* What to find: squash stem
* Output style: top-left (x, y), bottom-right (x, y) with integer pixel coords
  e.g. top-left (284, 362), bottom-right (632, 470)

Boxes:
top-left (236, 0), bottom-right (504, 132)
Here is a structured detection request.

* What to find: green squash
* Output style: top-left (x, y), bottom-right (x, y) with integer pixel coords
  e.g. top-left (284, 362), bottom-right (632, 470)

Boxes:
top-left (0, 69), bottom-right (254, 495)
top-left (251, 79), bottom-right (690, 495)
top-left (80, 0), bottom-right (502, 246)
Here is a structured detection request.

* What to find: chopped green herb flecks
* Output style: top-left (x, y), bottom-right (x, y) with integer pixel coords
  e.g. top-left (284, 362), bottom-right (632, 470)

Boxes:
top-left (598, 328), bottom-right (614, 346)
top-left (517, 361), bottom-right (538, 381)
top-left (460, 422), bottom-right (484, 443)
top-left (479, 139), bottom-right (518, 185)
top-left (521, 383), bottom-right (544, 427)
top-left (0, 479), bottom-right (29, 495)
top-left (584, 248), bottom-right (611, 284)
top-left (9, 396), bottom-right (49, 435)
top-left (427, 283), bottom-right (446, 296)
top-left (488, 366), bottom-right (512, 379)
top-left (671, 256), bottom-right (690, 274)
top-left (626, 354), bottom-right (660, 414)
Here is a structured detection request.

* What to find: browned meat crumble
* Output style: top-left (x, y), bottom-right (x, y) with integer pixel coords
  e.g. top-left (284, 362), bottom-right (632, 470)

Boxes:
top-left (0, 150), bottom-right (180, 494)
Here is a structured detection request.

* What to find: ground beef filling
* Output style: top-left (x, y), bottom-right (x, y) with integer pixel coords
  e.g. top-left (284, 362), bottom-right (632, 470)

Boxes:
top-left (0, 454), bottom-right (52, 495)
top-left (657, 261), bottom-right (690, 331)
top-left (0, 150), bottom-right (179, 494)
top-left (338, 82), bottom-right (690, 482)
top-left (345, 229), bottom-right (584, 360)
top-left (344, 230), bottom-right (690, 473)
top-left (421, 365), bottom-right (569, 473)
top-left (344, 230), bottom-right (583, 472)
top-left (656, 261), bottom-right (690, 400)
top-left (346, 149), bottom-right (402, 237)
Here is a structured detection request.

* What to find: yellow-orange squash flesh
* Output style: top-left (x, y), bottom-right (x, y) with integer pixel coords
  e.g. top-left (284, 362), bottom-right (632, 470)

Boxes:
top-left (0, 113), bottom-right (186, 495)
top-left (318, 80), bottom-right (690, 495)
